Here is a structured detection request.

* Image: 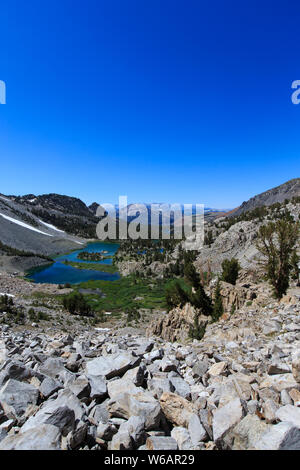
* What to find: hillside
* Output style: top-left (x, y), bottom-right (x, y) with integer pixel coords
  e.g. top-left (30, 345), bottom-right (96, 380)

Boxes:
top-left (0, 193), bottom-right (97, 272)
top-left (193, 192), bottom-right (300, 274)
top-left (231, 178), bottom-right (300, 217)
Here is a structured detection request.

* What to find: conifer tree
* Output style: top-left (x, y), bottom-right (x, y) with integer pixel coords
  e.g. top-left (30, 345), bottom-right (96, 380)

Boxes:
top-left (212, 279), bottom-right (224, 322)
top-left (256, 219), bottom-right (299, 298)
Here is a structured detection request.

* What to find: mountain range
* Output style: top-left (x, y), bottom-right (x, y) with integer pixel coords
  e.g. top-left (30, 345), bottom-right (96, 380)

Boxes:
top-left (0, 178), bottom-right (299, 272)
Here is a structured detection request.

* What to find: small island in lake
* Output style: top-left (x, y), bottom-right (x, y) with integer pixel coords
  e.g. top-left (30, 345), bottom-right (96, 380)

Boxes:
top-left (77, 251), bottom-right (109, 261)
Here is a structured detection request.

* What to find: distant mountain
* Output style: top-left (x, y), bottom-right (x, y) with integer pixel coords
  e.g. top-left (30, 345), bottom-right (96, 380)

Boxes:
top-left (89, 202), bottom-right (229, 218)
top-left (228, 178), bottom-right (300, 217)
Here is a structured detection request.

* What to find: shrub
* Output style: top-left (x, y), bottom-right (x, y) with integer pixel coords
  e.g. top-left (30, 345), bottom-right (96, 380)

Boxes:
top-left (63, 293), bottom-right (93, 316)
top-left (221, 258), bottom-right (240, 285)
top-left (189, 313), bottom-right (206, 340)
top-left (126, 307), bottom-right (140, 324)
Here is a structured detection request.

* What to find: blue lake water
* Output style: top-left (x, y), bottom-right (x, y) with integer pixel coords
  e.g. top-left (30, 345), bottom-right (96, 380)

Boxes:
top-left (27, 242), bottom-right (120, 284)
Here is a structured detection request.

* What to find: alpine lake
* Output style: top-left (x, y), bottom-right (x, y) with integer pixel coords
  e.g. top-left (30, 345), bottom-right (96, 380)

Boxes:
top-left (26, 242), bottom-right (120, 285)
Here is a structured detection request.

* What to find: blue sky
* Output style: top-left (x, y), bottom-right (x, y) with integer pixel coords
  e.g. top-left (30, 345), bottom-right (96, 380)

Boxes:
top-left (0, 0), bottom-right (300, 208)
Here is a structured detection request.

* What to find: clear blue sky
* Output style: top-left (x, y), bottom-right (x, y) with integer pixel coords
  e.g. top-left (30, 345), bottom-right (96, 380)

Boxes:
top-left (0, 0), bottom-right (300, 208)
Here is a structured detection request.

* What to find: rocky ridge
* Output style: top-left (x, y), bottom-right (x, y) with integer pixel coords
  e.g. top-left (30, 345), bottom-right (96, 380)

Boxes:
top-left (232, 178), bottom-right (300, 217)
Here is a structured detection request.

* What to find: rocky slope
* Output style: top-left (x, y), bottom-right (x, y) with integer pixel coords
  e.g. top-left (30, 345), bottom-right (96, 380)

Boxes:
top-left (0, 193), bottom-right (98, 241)
top-left (231, 178), bottom-right (300, 217)
top-left (194, 198), bottom-right (300, 274)
top-left (0, 287), bottom-right (300, 450)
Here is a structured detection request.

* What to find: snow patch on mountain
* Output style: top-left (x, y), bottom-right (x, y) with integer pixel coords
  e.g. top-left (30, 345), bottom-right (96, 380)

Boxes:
top-left (0, 213), bottom-right (53, 237)
top-left (38, 220), bottom-right (65, 233)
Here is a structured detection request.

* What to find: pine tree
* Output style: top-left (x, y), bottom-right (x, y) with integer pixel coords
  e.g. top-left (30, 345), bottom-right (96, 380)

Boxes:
top-left (190, 284), bottom-right (213, 316)
top-left (184, 262), bottom-right (200, 289)
top-left (165, 281), bottom-right (190, 310)
top-left (256, 219), bottom-right (299, 299)
top-left (212, 280), bottom-right (223, 322)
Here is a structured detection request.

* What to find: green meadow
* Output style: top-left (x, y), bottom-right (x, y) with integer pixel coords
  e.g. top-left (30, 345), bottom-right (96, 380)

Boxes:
top-left (72, 275), bottom-right (183, 315)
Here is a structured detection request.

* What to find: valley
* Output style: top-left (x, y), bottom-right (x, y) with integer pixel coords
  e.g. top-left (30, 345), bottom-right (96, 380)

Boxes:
top-left (0, 178), bottom-right (299, 451)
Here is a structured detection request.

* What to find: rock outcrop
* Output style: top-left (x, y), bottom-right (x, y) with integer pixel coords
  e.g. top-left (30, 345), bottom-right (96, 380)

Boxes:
top-left (146, 303), bottom-right (209, 343)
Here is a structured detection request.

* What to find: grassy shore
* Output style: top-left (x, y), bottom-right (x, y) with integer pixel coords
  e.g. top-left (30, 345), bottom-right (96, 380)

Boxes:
top-left (62, 260), bottom-right (118, 274)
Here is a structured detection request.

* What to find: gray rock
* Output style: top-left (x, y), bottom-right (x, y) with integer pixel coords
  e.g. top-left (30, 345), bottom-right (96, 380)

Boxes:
top-left (259, 373), bottom-right (299, 392)
top-left (0, 379), bottom-right (39, 418)
top-left (41, 406), bottom-right (75, 436)
top-left (0, 428), bottom-right (7, 443)
top-left (107, 378), bottom-right (140, 399)
top-left (134, 340), bottom-right (154, 356)
top-left (21, 389), bottom-right (84, 433)
top-left (144, 348), bottom-right (164, 362)
top-left (192, 361), bottom-right (209, 378)
top-left (0, 341), bottom-right (7, 367)
top-left (39, 357), bottom-right (75, 384)
top-left (40, 377), bottom-right (62, 398)
top-left (281, 389), bottom-right (293, 405)
top-left (87, 374), bottom-right (107, 399)
top-left (108, 391), bottom-right (161, 430)
top-left (263, 399), bottom-right (279, 424)
top-left (0, 419), bottom-right (14, 433)
top-left (110, 416), bottom-right (146, 450)
top-left (168, 374), bottom-right (191, 400)
top-left (97, 422), bottom-right (117, 441)
top-left (247, 400), bottom-right (259, 414)
top-left (268, 362), bottom-right (291, 375)
top-left (68, 377), bottom-right (90, 399)
top-left (199, 409), bottom-right (213, 440)
top-left (275, 404), bottom-right (300, 428)
top-left (88, 401), bottom-right (109, 425)
top-left (67, 421), bottom-right (88, 449)
top-left (188, 413), bottom-right (207, 445)
top-left (254, 422), bottom-right (300, 450)
top-left (171, 426), bottom-right (193, 450)
top-left (85, 352), bottom-right (139, 379)
top-left (292, 350), bottom-right (300, 383)
top-left (123, 364), bottom-right (147, 387)
top-left (0, 424), bottom-right (61, 450)
top-left (0, 361), bottom-right (39, 388)
top-left (232, 414), bottom-right (270, 450)
top-left (212, 398), bottom-right (246, 449)
top-left (148, 377), bottom-right (173, 399)
top-left (263, 320), bottom-right (281, 335)
top-left (160, 357), bottom-right (178, 373)
top-left (146, 436), bottom-right (178, 450)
